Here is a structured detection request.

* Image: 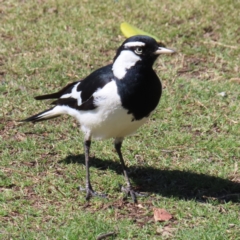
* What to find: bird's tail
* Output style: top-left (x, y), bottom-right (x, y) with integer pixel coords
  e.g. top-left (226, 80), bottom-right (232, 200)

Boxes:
top-left (21, 106), bottom-right (64, 123)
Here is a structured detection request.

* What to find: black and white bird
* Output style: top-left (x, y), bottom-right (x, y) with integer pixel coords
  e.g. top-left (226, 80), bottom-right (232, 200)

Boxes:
top-left (22, 35), bottom-right (174, 203)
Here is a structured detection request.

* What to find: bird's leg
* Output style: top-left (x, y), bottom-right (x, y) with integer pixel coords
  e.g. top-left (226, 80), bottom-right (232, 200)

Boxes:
top-left (81, 139), bottom-right (106, 200)
top-left (114, 139), bottom-right (140, 203)
top-left (84, 140), bottom-right (94, 200)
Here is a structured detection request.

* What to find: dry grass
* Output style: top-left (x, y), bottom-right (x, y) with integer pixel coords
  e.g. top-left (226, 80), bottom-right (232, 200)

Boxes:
top-left (1, 0), bottom-right (240, 239)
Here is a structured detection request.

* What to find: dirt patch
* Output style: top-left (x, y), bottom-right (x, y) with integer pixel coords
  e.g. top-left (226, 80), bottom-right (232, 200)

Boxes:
top-left (82, 199), bottom-right (175, 227)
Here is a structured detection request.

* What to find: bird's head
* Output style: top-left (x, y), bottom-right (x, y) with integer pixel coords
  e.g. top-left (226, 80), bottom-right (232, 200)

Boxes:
top-left (112, 35), bottom-right (175, 79)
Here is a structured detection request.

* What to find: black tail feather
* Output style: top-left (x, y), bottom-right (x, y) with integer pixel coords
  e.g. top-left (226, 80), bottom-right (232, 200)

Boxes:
top-left (35, 93), bottom-right (60, 100)
top-left (35, 81), bottom-right (79, 100)
top-left (21, 107), bottom-right (59, 123)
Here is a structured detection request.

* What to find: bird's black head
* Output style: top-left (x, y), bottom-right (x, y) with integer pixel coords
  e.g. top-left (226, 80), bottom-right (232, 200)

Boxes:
top-left (112, 35), bottom-right (174, 79)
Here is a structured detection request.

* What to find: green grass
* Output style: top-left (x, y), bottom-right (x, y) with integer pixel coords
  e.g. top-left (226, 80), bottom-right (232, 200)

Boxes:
top-left (1, 0), bottom-right (240, 239)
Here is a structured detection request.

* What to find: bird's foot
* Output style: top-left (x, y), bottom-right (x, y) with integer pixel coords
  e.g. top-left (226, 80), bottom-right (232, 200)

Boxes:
top-left (120, 185), bottom-right (148, 203)
top-left (79, 186), bottom-right (107, 200)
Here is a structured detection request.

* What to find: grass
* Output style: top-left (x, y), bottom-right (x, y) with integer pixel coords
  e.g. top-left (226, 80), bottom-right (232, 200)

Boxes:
top-left (1, 0), bottom-right (240, 239)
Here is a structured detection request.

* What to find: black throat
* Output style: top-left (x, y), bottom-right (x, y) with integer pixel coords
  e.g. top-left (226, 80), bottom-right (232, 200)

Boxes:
top-left (115, 62), bottom-right (162, 121)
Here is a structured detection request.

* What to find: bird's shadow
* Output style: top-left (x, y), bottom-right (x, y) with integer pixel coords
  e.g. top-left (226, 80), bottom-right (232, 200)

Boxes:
top-left (60, 154), bottom-right (240, 203)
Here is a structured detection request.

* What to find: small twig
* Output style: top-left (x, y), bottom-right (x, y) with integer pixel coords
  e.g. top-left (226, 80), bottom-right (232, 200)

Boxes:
top-left (180, 53), bottom-right (185, 68)
top-left (218, 193), bottom-right (240, 199)
top-left (177, 68), bottom-right (192, 74)
top-left (50, 184), bottom-right (67, 198)
top-left (203, 40), bottom-right (238, 49)
top-left (194, 100), bottom-right (208, 109)
top-left (208, 76), bottom-right (224, 82)
top-left (171, 75), bottom-right (177, 84)
top-left (224, 115), bottom-right (239, 124)
top-left (96, 232), bottom-right (116, 240)
top-left (0, 166), bottom-right (36, 178)
top-left (161, 149), bottom-right (174, 153)
top-left (203, 193), bottom-right (240, 200)
top-left (229, 78), bottom-right (240, 83)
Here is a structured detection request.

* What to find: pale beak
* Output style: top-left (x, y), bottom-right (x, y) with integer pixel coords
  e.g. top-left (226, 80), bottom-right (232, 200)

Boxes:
top-left (154, 47), bottom-right (175, 54)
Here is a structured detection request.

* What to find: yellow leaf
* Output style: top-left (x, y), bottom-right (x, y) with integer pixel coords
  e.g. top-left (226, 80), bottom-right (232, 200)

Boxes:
top-left (120, 22), bottom-right (160, 42)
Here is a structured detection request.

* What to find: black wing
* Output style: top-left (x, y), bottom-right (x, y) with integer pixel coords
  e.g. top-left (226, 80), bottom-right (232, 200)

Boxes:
top-left (36, 64), bottom-right (114, 111)
top-left (35, 81), bottom-right (79, 100)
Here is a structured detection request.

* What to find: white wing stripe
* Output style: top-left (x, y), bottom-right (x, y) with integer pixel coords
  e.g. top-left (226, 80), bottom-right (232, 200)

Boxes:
top-left (60, 82), bottom-right (82, 106)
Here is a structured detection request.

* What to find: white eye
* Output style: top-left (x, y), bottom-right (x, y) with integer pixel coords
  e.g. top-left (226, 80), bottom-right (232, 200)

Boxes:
top-left (134, 47), bottom-right (143, 55)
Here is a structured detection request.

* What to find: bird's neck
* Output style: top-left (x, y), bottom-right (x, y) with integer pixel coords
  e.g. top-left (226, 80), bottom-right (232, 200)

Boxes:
top-left (112, 50), bottom-right (142, 80)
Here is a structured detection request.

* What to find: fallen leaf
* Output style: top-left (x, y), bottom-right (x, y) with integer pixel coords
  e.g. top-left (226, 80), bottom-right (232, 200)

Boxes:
top-left (120, 22), bottom-right (160, 41)
top-left (153, 208), bottom-right (173, 222)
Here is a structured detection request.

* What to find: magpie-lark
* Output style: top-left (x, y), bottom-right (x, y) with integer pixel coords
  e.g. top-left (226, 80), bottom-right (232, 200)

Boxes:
top-left (22, 35), bottom-right (175, 203)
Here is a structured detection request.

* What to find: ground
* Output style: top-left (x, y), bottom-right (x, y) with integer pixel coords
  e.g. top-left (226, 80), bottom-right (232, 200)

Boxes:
top-left (0, 0), bottom-right (240, 239)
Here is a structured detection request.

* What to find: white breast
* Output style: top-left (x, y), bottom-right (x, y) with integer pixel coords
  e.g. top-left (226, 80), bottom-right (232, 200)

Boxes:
top-left (58, 80), bottom-right (147, 140)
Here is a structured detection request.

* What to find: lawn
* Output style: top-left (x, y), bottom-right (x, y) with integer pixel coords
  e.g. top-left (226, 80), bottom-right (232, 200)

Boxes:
top-left (1, 0), bottom-right (240, 239)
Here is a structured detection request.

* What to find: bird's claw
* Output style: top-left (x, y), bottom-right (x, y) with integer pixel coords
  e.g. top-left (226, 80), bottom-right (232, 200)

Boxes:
top-left (79, 186), bottom-right (107, 200)
top-left (120, 185), bottom-right (148, 203)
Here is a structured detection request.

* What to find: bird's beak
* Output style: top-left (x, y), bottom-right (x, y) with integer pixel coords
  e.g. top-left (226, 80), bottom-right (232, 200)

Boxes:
top-left (154, 47), bottom-right (175, 55)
